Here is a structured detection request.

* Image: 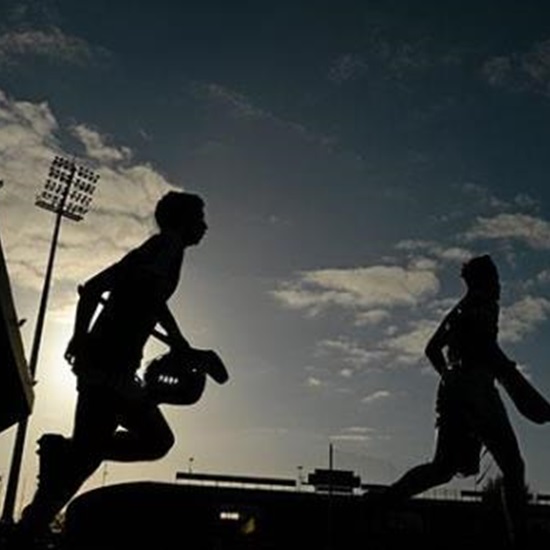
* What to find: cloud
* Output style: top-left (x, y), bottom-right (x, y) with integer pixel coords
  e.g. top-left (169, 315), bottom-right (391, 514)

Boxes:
top-left (482, 56), bottom-right (513, 87)
top-left (330, 434), bottom-right (371, 442)
top-left (362, 25), bottom-right (465, 84)
top-left (396, 239), bottom-right (472, 264)
top-left (330, 426), bottom-right (374, 443)
top-left (0, 88), bottom-right (177, 313)
top-left (500, 296), bottom-right (550, 344)
top-left (192, 81), bottom-right (337, 151)
top-left (330, 434), bottom-right (372, 442)
top-left (361, 390), bottom-right (391, 405)
top-left (305, 376), bottom-right (324, 388)
top-left (537, 270), bottom-right (550, 285)
top-left (342, 426), bottom-right (375, 435)
top-left (354, 309), bottom-right (391, 326)
top-left (380, 320), bottom-right (438, 366)
top-left (71, 125), bottom-right (132, 164)
top-left (272, 265), bottom-right (440, 318)
top-left (317, 338), bottom-right (388, 369)
top-left (0, 27), bottom-right (108, 68)
top-left (274, 264), bottom-right (444, 372)
top-left (197, 83), bottom-right (268, 121)
top-left (465, 213), bottom-right (550, 249)
top-left (482, 39), bottom-right (550, 97)
top-left (328, 54), bottom-right (368, 84)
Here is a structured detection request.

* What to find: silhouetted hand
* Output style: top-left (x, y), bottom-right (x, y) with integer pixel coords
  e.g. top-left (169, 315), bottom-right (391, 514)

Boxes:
top-left (64, 335), bottom-right (86, 366)
top-left (201, 349), bottom-right (229, 384)
top-left (169, 346), bottom-right (229, 384)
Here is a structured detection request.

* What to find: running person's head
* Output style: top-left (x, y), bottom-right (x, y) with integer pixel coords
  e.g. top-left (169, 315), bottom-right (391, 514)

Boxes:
top-left (461, 254), bottom-right (500, 300)
top-left (155, 191), bottom-right (207, 246)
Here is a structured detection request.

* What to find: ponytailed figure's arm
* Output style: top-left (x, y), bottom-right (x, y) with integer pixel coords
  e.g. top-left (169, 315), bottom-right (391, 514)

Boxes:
top-left (425, 305), bottom-right (460, 378)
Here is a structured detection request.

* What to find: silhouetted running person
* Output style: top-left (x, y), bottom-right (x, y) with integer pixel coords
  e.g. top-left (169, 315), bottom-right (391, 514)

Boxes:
top-left (376, 255), bottom-right (528, 547)
top-left (16, 191), bottom-right (209, 545)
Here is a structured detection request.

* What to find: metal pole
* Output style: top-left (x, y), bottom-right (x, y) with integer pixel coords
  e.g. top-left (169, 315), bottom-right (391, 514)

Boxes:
top-left (327, 443), bottom-right (334, 550)
top-left (1, 164), bottom-right (74, 525)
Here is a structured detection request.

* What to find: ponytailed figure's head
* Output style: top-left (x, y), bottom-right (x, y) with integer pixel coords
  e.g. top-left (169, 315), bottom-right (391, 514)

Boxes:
top-left (461, 254), bottom-right (500, 301)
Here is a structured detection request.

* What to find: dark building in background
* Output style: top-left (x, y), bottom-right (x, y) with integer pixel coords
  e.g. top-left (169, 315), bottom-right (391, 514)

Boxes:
top-left (62, 469), bottom-right (550, 549)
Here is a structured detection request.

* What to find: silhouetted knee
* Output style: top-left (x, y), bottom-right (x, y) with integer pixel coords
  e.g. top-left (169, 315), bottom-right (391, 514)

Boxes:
top-left (430, 460), bottom-right (457, 485)
top-left (432, 469), bottom-right (455, 486)
top-left (502, 455), bottom-right (525, 492)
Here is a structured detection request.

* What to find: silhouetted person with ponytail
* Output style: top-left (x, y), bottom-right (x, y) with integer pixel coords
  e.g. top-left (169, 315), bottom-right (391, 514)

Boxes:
top-left (376, 255), bottom-right (528, 547)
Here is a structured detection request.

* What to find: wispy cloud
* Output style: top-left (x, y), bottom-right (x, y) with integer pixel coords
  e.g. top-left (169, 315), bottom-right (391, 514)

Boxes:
top-left (71, 125), bottom-right (132, 164)
top-left (379, 320), bottom-right (438, 366)
top-left (191, 81), bottom-right (337, 151)
top-left (465, 213), bottom-right (550, 249)
top-left (396, 240), bottom-right (472, 264)
top-left (328, 54), bottom-right (368, 84)
top-left (482, 39), bottom-right (550, 96)
top-left (319, 318), bottom-right (446, 373)
top-left (330, 434), bottom-right (371, 442)
top-left (500, 296), bottom-right (550, 344)
top-left (0, 27), bottom-right (109, 68)
top-left (537, 269), bottom-right (550, 285)
top-left (272, 265), bottom-right (440, 318)
top-left (197, 83), bottom-right (268, 121)
top-left (354, 309), bottom-right (391, 327)
top-left (361, 390), bottom-right (391, 405)
top-left (330, 426), bottom-right (375, 443)
top-left (482, 56), bottom-right (513, 88)
top-left (305, 376), bottom-right (324, 388)
top-left (317, 337), bottom-right (388, 370)
top-left (272, 250), bottom-right (453, 374)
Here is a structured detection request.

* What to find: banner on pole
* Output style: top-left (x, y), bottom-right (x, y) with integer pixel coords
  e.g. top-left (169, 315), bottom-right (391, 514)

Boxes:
top-left (0, 235), bottom-right (33, 434)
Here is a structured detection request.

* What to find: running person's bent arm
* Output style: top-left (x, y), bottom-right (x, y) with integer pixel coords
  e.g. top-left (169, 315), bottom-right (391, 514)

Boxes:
top-left (425, 307), bottom-right (459, 377)
top-left (425, 327), bottom-right (448, 377)
top-left (157, 303), bottom-right (191, 353)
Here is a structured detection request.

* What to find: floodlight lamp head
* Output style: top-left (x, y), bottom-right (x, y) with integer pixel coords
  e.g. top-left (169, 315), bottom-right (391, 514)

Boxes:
top-left (35, 156), bottom-right (99, 221)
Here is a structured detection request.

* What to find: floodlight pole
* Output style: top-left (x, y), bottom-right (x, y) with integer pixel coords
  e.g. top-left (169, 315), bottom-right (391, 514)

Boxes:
top-left (1, 158), bottom-right (97, 524)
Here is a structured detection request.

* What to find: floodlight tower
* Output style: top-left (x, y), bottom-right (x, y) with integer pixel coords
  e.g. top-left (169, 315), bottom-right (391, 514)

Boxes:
top-left (1, 156), bottom-right (99, 524)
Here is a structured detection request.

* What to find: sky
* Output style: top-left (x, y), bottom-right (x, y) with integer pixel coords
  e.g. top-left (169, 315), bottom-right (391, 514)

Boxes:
top-left (2, 0), bottom-right (550, 513)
